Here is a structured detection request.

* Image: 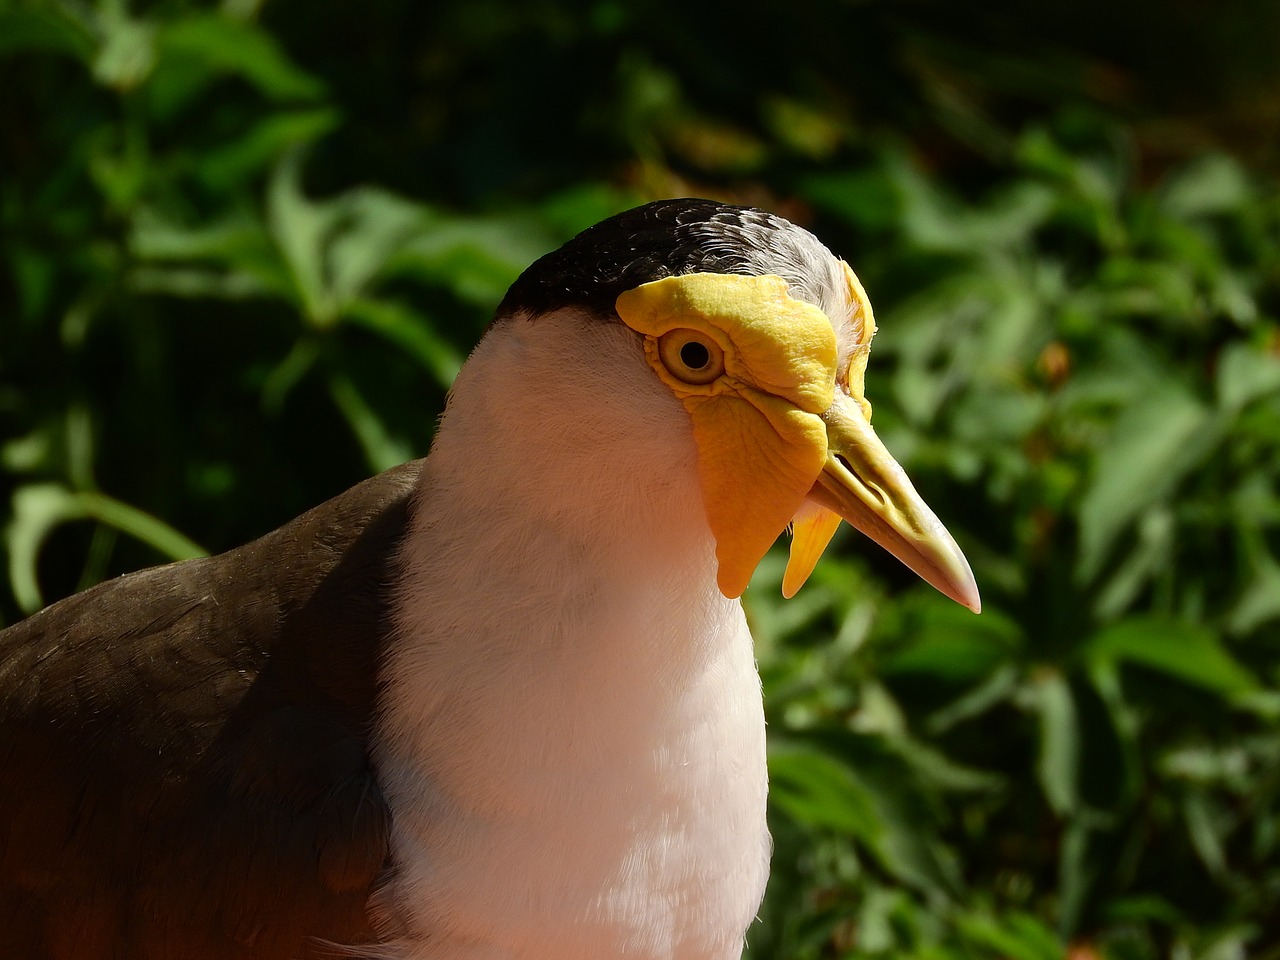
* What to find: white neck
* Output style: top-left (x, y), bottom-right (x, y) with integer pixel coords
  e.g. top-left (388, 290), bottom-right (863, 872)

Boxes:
top-left (371, 313), bottom-right (770, 960)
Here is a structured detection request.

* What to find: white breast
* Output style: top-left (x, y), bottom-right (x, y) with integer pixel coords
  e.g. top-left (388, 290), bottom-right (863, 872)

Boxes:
top-left (371, 313), bottom-right (771, 960)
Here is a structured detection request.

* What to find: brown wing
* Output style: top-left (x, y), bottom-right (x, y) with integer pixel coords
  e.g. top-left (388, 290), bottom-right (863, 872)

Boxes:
top-left (0, 460), bottom-right (423, 960)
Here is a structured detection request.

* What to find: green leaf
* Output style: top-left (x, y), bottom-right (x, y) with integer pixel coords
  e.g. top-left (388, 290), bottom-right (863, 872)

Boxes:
top-left (266, 152), bottom-right (433, 325)
top-left (801, 167), bottom-right (901, 233)
top-left (346, 298), bottom-right (465, 389)
top-left (1181, 791), bottom-right (1229, 878)
top-left (6, 484), bottom-right (85, 613)
top-left (1217, 342), bottom-right (1280, 414)
top-left (91, 1), bottom-right (156, 91)
top-left (1076, 382), bottom-right (1218, 582)
top-left (393, 214), bottom-right (555, 308)
top-left (1085, 617), bottom-right (1258, 696)
top-left (1159, 154), bottom-right (1251, 219)
top-left (6, 485), bottom-right (205, 614)
top-left (768, 743), bottom-right (883, 841)
top-left (1191, 926), bottom-right (1261, 960)
top-left (879, 603), bottom-right (1023, 685)
top-left (1101, 894), bottom-right (1184, 925)
top-left (772, 733), bottom-right (961, 897)
top-left (1057, 818), bottom-right (1101, 938)
top-left (77, 492), bottom-right (206, 564)
top-left (1090, 507), bottom-right (1174, 619)
top-left (129, 210), bottom-right (293, 300)
top-left (535, 183), bottom-right (638, 238)
top-left (156, 13), bottom-right (323, 103)
top-left (925, 664), bottom-right (1022, 734)
top-left (956, 910), bottom-right (1063, 960)
top-left (128, 265), bottom-right (276, 300)
top-left (1228, 547), bottom-right (1280, 635)
top-left (195, 108), bottom-right (342, 192)
top-left (1029, 668), bottom-right (1079, 816)
top-left (131, 211), bottom-right (272, 262)
top-left (326, 188), bottom-right (432, 307)
top-left (261, 339), bottom-right (320, 415)
top-left (328, 373), bottom-right (415, 472)
top-left (0, 6), bottom-right (95, 60)
top-left (268, 150), bottom-right (339, 323)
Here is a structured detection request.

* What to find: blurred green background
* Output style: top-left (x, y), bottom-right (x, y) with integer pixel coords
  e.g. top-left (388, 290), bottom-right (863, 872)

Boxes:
top-left (3, 0), bottom-right (1280, 957)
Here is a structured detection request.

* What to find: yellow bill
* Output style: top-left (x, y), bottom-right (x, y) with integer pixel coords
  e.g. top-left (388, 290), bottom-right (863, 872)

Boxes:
top-left (781, 260), bottom-right (978, 609)
top-left (803, 391), bottom-right (981, 611)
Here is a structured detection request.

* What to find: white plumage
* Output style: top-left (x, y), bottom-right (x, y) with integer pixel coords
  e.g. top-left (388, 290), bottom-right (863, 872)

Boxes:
top-left (375, 312), bottom-right (770, 958)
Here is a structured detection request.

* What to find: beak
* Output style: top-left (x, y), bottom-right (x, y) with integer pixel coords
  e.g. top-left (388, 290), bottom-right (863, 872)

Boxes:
top-left (792, 391), bottom-right (981, 612)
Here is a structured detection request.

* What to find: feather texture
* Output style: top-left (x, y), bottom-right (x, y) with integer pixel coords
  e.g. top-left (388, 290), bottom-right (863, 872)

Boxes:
top-left (0, 463), bottom-right (419, 959)
top-left (373, 313), bottom-right (771, 959)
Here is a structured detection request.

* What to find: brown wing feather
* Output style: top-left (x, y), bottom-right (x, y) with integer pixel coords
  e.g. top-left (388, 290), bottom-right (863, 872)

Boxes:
top-left (0, 460), bottom-right (424, 960)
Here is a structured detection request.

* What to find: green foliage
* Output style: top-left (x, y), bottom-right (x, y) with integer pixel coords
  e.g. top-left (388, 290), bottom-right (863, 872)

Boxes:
top-left (749, 126), bottom-right (1280, 958)
top-left (1, 0), bottom-right (632, 611)
top-left (3, 1), bottom-right (1280, 958)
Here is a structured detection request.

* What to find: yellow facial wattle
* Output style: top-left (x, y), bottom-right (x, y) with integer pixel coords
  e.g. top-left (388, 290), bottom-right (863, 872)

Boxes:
top-left (615, 273), bottom-right (837, 598)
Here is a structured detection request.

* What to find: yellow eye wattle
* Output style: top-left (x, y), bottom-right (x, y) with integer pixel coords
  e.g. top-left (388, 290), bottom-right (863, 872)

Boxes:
top-left (656, 329), bottom-right (725, 385)
top-left (614, 272), bottom-right (838, 598)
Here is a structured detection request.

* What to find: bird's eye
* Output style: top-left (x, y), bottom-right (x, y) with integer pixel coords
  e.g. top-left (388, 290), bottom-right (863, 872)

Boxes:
top-left (657, 329), bottom-right (725, 385)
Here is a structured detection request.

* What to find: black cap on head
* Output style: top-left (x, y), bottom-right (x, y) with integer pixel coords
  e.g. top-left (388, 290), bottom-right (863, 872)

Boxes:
top-left (496, 199), bottom-right (835, 321)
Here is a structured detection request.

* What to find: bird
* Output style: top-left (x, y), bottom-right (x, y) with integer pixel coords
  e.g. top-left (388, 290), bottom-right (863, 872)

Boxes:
top-left (0, 198), bottom-right (979, 960)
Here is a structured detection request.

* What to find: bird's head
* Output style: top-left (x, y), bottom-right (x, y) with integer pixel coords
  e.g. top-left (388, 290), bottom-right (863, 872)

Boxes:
top-left (495, 199), bottom-right (979, 612)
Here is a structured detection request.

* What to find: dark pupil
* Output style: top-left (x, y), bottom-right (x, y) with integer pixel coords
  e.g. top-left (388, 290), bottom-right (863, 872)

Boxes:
top-left (680, 340), bottom-right (710, 370)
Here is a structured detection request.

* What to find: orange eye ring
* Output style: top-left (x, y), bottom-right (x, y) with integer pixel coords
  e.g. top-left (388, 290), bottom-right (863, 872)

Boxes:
top-left (656, 329), bottom-right (725, 385)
